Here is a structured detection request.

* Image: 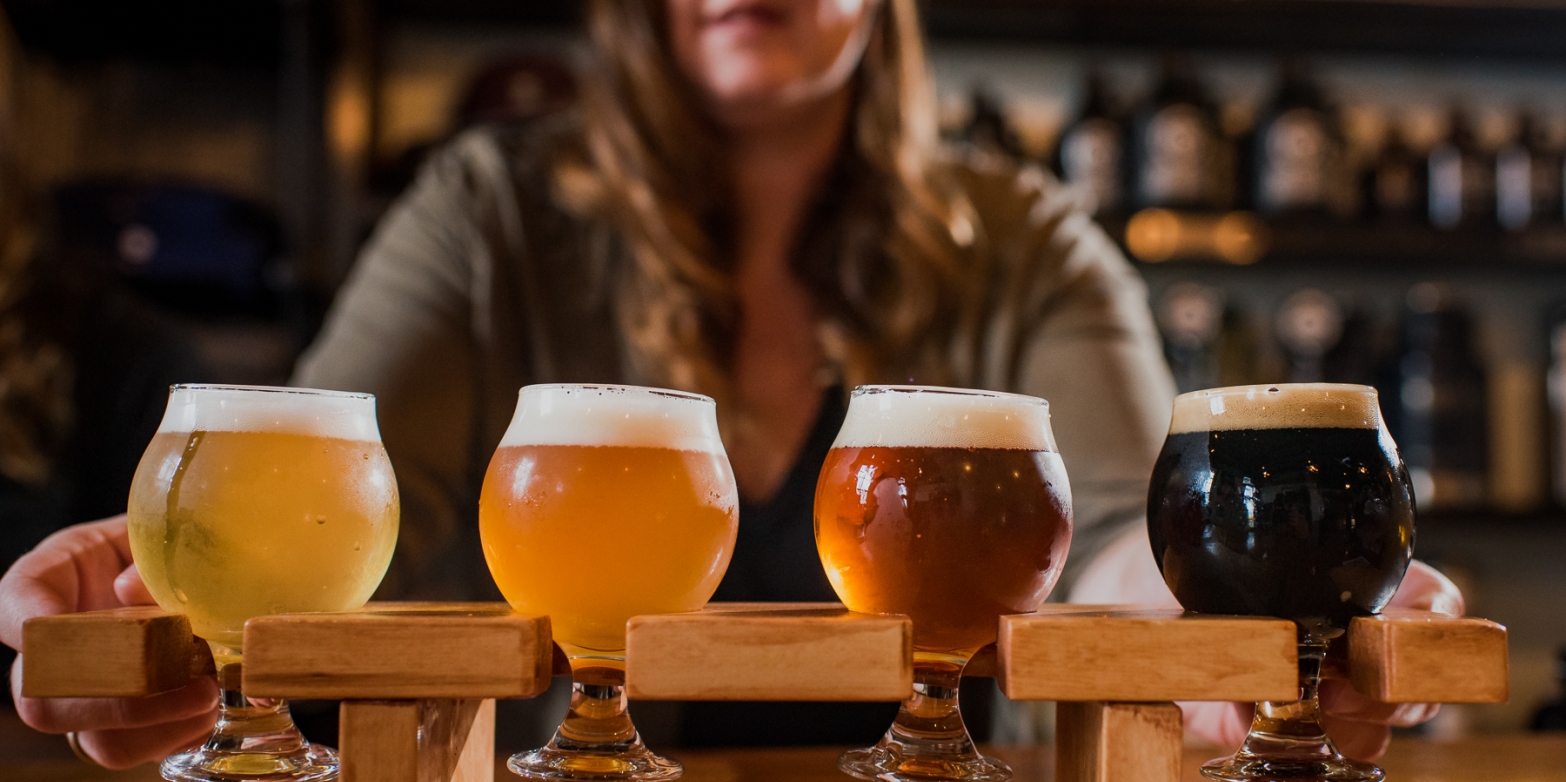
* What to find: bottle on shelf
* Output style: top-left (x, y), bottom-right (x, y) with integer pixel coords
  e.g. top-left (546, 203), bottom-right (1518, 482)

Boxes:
top-left (1250, 59), bottom-right (1344, 218)
top-left (1274, 288), bottom-right (1347, 383)
top-left (1054, 70), bottom-right (1126, 218)
top-left (1428, 108), bottom-right (1495, 230)
top-left (1531, 647), bottom-right (1566, 732)
top-left (1382, 283), bottom-right (1489, 509)
top-left (1496, 111), bottom-right (1564, 232)
top-left (1362, 121), bottom-right (1428, 223)
top-left (1129, 53), bottom-right (1224, 211)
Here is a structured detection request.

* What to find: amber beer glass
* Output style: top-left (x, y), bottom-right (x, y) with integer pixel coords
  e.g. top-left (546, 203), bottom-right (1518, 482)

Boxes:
top-left (127, 385), bottom-right (400, 782)
top-left (816, 386), bottom-right (1073, 782)
top-left (481, 384), bottom-right (738, 781)
top-left (1147, 384), bottom-right (1415, 782)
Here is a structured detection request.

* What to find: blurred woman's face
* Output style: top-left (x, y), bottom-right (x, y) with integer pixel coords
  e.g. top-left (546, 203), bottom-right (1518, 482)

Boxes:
top-left (667, 0), bottom-right (876, 130)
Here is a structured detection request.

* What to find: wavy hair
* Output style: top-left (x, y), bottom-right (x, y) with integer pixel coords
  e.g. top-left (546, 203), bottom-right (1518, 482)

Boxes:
top-left (553, 0), bottom-right (985, 409)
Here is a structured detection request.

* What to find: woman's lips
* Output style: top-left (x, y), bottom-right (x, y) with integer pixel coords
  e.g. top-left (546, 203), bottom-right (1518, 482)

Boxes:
top-left (706, 3), bottom-right (789, 33)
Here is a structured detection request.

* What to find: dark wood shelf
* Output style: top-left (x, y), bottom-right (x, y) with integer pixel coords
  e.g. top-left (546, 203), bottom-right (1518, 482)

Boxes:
top-left (922, 0), bottom-right (1566, 62)
top-left (2, 0), bottom-right (294, 69)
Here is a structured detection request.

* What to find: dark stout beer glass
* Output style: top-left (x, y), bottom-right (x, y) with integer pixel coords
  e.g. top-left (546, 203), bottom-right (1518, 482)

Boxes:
top-left (817, 386), bottom-right (1073, 782)
top-left (1147, 384), bottom-right (1415, 782)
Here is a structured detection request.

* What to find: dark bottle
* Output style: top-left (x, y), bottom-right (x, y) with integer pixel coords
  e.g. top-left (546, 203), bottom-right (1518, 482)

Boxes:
top-left (1055, 71), bottom-right (1126, 217)
top-left (1155, 282), bottom-right (1226, 393)
top-left (1129, 54), bottom-right (1223, 210)
top-left (1274, 288), bottom-right (1343, 383)
top-left (1428, 109), bottom-right (1495, 229)
top-left (1251, 60), bottom-right (1342, 217)
top-left (1381, 283), bottom-right (1490, 509)
top-left (1363, 123), bottom-right (1427, 222)
top-left (1531, 647), bottom-right (1566, 731)
top-left (959, 86), bottom-right (1027, 161)
top-left (1496, 111), bottom-right (1564, 231)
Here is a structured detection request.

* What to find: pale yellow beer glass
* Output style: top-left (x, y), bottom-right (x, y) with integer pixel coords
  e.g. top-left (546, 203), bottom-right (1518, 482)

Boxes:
top-left (128, 385), bottom-right (399, 782)
top-left (480, 384), bottom-right (738, 781)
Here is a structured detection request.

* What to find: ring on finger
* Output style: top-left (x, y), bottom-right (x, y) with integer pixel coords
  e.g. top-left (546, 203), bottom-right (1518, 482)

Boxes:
top-left (66, 731), bottom-right (102, 768)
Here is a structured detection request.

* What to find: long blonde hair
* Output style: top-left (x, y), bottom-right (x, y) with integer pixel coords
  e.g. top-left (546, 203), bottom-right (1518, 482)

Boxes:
top-left (554, 0), bottom-right (985, 407)
top-left (0, 12), bottom-right (71, 487)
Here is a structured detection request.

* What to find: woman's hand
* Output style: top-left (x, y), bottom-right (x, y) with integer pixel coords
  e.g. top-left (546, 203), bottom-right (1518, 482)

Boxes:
top-left (0, 516), bottom-right (218, 769)
top-left (1070, 526), bottom-right (1461, 760)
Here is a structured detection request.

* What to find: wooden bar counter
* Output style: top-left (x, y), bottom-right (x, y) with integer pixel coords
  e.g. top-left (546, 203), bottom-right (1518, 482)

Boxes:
top-left (7, 738), bottom-right (1564, 782)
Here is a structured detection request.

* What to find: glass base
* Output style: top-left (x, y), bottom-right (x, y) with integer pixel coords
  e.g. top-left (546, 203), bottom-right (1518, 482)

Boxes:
top-left (161, 741), bottom-right (337, 782)
top-left (507, 740), bottom-right (682, 781)
top-left (1200, 753), bottom-right (1384, 781)
top-left (837, 743), bottom-right (1011, 782)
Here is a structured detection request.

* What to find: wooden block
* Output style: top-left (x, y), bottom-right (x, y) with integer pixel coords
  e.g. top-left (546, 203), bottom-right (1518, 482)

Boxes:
top-left (21, 607), bottom-right (213, 698)
top-left (625, 603), bottom-right (911, 701)
top-left (1348, 609), bottom-right (1509, 703)
top-left (1057, 701), bottom-right (1181, 782)
top-left (245, 603), bottom-right (551, 700)
top-left (999, 605), bottom-right (1297, 702)
top-left (340, 698), bottom-right (494, 782)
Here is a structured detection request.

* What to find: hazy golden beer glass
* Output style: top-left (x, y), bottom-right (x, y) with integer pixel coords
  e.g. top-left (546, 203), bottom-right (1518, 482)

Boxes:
top-left (480, 384), bottom-right (737, 781)
top-left (128, 385), bottom-right (399, 782)
top-left (816, 386), bottom-right (1073, 782)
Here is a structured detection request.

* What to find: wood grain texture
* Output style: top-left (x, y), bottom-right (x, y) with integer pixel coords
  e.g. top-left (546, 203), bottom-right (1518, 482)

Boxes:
top-left (339, 699), bottom-right (494, 782)
top-left (20, 607), bottom-right (212, 698)
top-left (998, 605), bottom-right (1297, 702)
top-left (244, 603), bottom-right (552, 699)
top-left (1057, 701), bottom-right (1182, 782)
top-left (625, 603), bottom-right (911, 701)
top-left (1348, 609), bottom-right (1509, 703)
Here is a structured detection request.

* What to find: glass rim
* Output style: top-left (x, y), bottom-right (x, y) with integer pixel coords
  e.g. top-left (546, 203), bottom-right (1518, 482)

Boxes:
top-left (519, 383), bottom-right (715, 406)
top-left (170, 384), bottom-right (374, 401)
top-left (1174, 382), bottom-right (1377, 404)
top-left (850, 384), bottom-right (1048, 407)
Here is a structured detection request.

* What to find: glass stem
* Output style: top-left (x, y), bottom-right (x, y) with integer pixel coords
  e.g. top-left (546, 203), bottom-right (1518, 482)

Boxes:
top-left (1238, 638), bottom-right (1341, 760)
top-left (552, 666), bottom-right (639, 751)
top-left (883, 657), bottom-right (979, 757)
top-left (203, 660), bottom-right (311, 756)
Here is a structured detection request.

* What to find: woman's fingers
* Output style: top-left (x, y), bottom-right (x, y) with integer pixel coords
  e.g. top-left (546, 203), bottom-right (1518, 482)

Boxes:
top-left (74, 707), bottom-right (218, 770)
top-left (11, 659), bottom-right (219, 735)
top-left (1322, 713), bottom-right (1392, 762)
top-left (1388, 560), bottom-right (1464, 616)
top-left (1319, 679), bottom-right (1440, 727)
top-left (1179, 700), bottom-right (1252, 749)
top-left (114, 565), bottom-right (157, 607)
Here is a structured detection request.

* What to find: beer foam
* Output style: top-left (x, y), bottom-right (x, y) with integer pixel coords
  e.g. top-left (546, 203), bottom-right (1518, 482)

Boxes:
top-left (1170, 383), bottom-right (1383, 434)
top-left (156, 385), bottom-right (382, 441)
top-left (832, 386), bottom-right (1057, 451)
top-left (499, 384), bottom-right (725, 453)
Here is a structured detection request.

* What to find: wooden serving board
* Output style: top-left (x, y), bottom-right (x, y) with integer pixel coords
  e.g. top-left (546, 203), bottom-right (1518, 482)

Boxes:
top-left (625, 602), bottom-right (912, 701)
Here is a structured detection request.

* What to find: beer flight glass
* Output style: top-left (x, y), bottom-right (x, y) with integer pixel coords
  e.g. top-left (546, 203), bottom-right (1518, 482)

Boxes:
top-left (816, 386), bottom-right (1074, 782)
top-left (480, 384), bottom-right (739, 781)
top-left (1147, 383), bottom-right (1415, 782)
top-left (128, 385), bottom-right (401, 781)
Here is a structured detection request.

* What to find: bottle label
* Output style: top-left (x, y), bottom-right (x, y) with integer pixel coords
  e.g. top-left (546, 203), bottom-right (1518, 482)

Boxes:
top-left (1261, 108), bottom-right (1330, 212)
top-left (1497, 145), bottom-right (1532, 230)
top-left (1141, 105), bottom-right (1210, 205)
top-left (1062, 118), bottom-right (1123, 214)
top-left (1430, 145), bottom-right (1491, 228)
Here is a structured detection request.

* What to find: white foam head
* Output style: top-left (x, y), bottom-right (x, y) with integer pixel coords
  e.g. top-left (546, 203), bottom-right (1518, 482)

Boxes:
top-left (499, 384), bottom-right (725, 453)
top-left (1170, 383), bottom-right (1383, 434)
top-left (156, 385), bottom-right (382, 441)
top-left (832, 386), bottom-right (1057, 451)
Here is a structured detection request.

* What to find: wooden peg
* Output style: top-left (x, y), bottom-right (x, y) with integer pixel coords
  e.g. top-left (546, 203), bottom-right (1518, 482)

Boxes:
top-left (21, 607), bottom-right (213, 698)
top-left (1057, 701), bottom-right (1182, 782)
top-left (625, 602), bottom-right (911, 701)
top-left (244, 603), bottom-right (552, 700)
top-left (998, 605), bottom-right (1297, 702)
top-left (339, 698), bottom-right (494, 782)
top-left (1348, 609), bottom-right (1509, 703)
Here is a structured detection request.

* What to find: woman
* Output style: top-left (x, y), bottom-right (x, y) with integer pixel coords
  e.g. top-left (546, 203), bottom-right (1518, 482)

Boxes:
top-left (1, 0), bottom-right (1453, 767)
